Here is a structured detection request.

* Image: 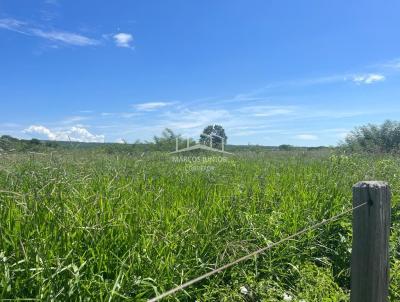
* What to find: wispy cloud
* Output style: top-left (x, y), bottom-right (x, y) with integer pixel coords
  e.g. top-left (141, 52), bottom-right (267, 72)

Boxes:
top-left (236, 105), bottom-right (296, 117)
top-left (295, 134), bottom-right (318, 140)
top-left (44, 0), bottom-right (60, 5)
top-left (100, 111), bottom-right (140, 118)
top-left (0, 17), bottom-right (99, 46)
top-left (120, 112), bottom-right (140, 118)
top-left (230, 128), bottom-right (286, 137)
top-left (113, 33), bottom-right (133, 48)
top-left (134, 102), bottom-right (174, 111)
top-left (0, 18), bottom-right (26, 31)
top-left (374, 58), bottom-right (400, 70)
top-left (61, 116), bottom-right (90, 124)
top-left (24, 125), bottom-right (104, 142)
top-left (101, 112), bottom-right (115, 117)
top-left (216, 71), bottom-right (387, 106)
top-left (31, 28), bottom-right (99, 46)
top-left (162, 109), bottom-right (230, 131)
top-left (11, 55), bottom-right (399, 145)
top-left (1, 18), bottom-right (137, 49)
top-left (0, 122), bottom-right (21, 128)
top-left (15, 98), bottom-right (395, 145)
top-left (253, 109), bottom-right (294, 117)
top-left (115, 108), bottom-right (232, 138)
top-left (352, 73), bottom-right (385, 84)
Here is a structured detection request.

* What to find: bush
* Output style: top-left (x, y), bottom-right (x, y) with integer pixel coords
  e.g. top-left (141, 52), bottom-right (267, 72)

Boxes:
top-left (342, 120), bottom-right (400, 153)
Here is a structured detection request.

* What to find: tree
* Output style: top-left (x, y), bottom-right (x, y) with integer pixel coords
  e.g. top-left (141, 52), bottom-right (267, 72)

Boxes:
top-left (153, 128), bottom-right (180, 151)
top-left (30, 138), bottom-right (41, 145)
top-left (342, 120), bottom-right (400, 153)
top-left (199, 125), bottom-right (227, 148)
top-left (153, 128), bottom-right (198, 151)
top-left (278, 144), bottom-right (293, 151)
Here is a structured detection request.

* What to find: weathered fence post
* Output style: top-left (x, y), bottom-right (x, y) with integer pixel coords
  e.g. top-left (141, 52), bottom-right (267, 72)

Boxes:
top-left (351, 181), bottom-right (391, 302)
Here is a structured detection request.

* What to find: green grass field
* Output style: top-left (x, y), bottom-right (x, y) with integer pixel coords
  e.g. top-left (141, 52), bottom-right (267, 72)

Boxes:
top-left (0, 150), bottom-right (399, 301)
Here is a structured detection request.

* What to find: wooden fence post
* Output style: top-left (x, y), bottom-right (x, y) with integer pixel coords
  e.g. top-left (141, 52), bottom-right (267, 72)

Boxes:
top-left (351, 181), bottom-right (391, 302)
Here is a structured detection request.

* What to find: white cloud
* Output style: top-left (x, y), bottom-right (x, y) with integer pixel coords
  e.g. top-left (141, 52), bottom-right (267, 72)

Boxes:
top-left (67, 126), bottom-right (104, 142)
top-left (24, 125), bottom-right (104, 142)
top-left (0, 17), bottom-right (99, 46)
top-left (113, 33), bottom-right (133, 48)
top-left (116, 138), bottom-right (127, 144)
top-left (295, 134), bottom-right (318, 140)
top-left (337, 132), bottom-right (349, 139)
top-left (352, 73), bottom-right (385, 84)
top-left (134, 102), bottom-right (172, 111)
top-left (24, 125), bottom-right (56, 140)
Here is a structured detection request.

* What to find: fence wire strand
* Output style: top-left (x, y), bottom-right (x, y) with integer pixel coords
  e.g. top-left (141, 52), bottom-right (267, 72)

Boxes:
top-left (148, 201), bottom-right (368, 302)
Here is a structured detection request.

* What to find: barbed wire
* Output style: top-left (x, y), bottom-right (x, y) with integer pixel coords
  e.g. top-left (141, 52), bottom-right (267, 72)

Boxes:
top-left (148, 201), bottom-right (368, 302)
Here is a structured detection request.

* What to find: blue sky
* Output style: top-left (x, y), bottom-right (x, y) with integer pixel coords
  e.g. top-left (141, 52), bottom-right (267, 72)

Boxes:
top-left (1, 0), bottom-right (400, 146)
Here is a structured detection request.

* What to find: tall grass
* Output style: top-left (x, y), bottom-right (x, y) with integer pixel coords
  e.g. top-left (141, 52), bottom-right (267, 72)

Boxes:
top-left (0, 151), bottom-right (399, 301)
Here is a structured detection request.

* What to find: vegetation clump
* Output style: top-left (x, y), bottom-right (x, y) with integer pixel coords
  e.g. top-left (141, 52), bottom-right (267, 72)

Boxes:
top-left (342, 120), bottom-right (400, 153)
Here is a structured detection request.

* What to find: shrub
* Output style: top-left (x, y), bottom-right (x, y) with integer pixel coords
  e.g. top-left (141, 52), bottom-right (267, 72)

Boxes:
top-left (342, 120), bottom-right (400, 153)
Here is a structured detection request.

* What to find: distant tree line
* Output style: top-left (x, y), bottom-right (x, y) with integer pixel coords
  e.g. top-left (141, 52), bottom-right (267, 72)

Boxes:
top-left (5, 120), bottom-right (398, 154)
top-left (0, 135), bottom-right (58, 152)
